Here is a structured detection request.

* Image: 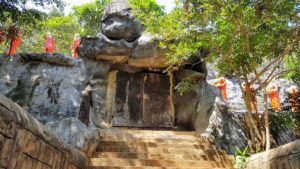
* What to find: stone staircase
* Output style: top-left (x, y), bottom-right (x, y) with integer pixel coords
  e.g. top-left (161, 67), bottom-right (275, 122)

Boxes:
top-left (89, 129), bottom-right (234, 169)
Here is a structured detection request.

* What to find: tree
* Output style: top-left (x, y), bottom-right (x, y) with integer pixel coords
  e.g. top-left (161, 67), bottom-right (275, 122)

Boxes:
top-left (3, 14), bottom-right (81, 55)
top-left (0, 0), bottom-right (65, 52)
top-left (129, 0), bottom-right (165, 32)
top-left (0, 0), bottom-right (64, 24)
top-left (137, 0), bottom-right (300, 151)
top-left (72, 0), bottom-right (110, 35)
top-left (41, 15), bottom-right (81, 54)
top-left (284, 54), bottom-right (300, 86)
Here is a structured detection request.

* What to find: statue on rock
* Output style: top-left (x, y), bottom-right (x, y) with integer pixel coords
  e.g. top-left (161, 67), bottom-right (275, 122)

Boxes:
top-left (70, 34), bottom-right (81, 58)
top-left (267, 82), bottom-right (281, 112)
top-left (7, 24), bottom-right (21, 57)
top-left (213, 76), bottom-right (228, 102)
top-left (44, 32), bottom-right (55, 53)
top-left (286, 85), bottom-right (299, 112)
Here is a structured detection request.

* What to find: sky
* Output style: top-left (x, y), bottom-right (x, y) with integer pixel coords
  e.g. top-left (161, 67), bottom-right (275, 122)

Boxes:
top-left (63, 0), bottom-right (175, 14)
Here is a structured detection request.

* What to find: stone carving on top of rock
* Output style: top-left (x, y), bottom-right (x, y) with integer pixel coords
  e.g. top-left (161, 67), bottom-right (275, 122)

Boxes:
top-left (101, 0), bottom-right (142, 42)
top-left (77, 0), bottom-right (141, 64)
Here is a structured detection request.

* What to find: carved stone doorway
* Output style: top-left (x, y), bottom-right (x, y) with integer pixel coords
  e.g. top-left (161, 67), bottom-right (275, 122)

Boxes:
top-left (106, 71), bottom-right (174, 128)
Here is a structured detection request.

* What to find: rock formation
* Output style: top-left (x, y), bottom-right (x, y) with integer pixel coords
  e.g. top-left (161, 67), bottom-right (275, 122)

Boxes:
top-left (0, 0), bottom-right (296, 156)
top-left (101, 0), bottom-right (142, 42)
top-left (0, 54), bottom-right (86, 124)
top-left (75, 0), bottom-right (212, 131)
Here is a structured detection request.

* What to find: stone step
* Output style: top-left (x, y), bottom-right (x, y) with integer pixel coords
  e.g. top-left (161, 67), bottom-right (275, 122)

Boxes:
top-left (95, 146), bottom-right (220, 155)
top-left (90, 158), bottom-right (232, 168)
top-left (98, 129), bottom-right (197, 136)
top-left (98, 129), bottom-right (201, 140)
top-left (93, 152), bottom-right (233, 161)
top-left (90, 167), bottom-right (230, 169)
top-left (99, 136), bottom-right (210, 144)
top-left (97, 141), bottom-right (217, 150)
top-left (99, 133), bottom-right (200, 140)
top-left (91, 129), bottom-right (233, 169)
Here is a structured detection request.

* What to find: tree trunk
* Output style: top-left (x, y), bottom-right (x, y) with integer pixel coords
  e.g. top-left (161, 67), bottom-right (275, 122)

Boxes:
top-left (253, 70), bottom-right (271, 150)
top-left (235, 73), bottom-right (262, 151)
top-left (263, 87), bottom-right (270, 150)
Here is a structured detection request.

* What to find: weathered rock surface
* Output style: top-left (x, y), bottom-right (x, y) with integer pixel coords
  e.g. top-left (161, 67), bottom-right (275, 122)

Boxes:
top-left (207, 63), bottom-right (298, 113)
top-left (0, 94), bottom-right (89, 169)
top-left (247, 140), bottom-right (300, 169)
top-left (173, 69), bottom-right (215, 132)
top-left (0, 54), bottom-right (86, 124)
top-left (76, 0), bottom-right (174, 69)
top-left (20, 52), bottom-right (79, 66)
top-left (45, 117), bottom-right (90, 149)
top-left (1, 53), bottom-right (294, 155)
top-left (101, 0), bottom-right (142, 42)
top-left (77, 34), bottom-right (138, 63)
top-left (128, 33), bottom-right (169, 68)
top-left (206, 65), bottom-right (297, 148)
top-left (203, 98), bottom-right (248, 154)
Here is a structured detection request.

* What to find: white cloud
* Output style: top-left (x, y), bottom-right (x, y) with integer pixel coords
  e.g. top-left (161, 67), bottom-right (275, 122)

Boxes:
top-left (155, 0), bottom-right (176, 13)
top-left (63, 0), bottom-right (95, 14)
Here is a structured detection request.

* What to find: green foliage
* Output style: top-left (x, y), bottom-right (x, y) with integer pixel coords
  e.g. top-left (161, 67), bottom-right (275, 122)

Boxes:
top-left (140, 0), bottom-right (300, 73)
top-left (140, 0), bottom-right (300, 149)
top-left (0, 0), bottom-right (167, 54)
top-left (0, 0), bottom-right (65, 54)
top-left (40, 15), bottom-right (81, 54)
top-left (0, 14), bottom-right (81, 55)
top-left (269, 111), bottom-right (299, 132)
top-left (175, 76), bottom-right (198, 95)
top-left (0, 0), bottom-right (64, 24)
top-left (47, 7), bottom-right (65, 17)
top-left (72, 0), bottom-right (110, 35)
top-left (284, 55), bottom-right (300, 85)
top-left (234, 146), bottom-right (250, 169)
top-left (129, 0), bottom-right (165, 32)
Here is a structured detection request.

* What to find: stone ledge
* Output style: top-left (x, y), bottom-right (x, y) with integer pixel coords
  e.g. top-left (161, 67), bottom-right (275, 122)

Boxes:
top-left (20, 53), bottom-right (78, 66)
top-left (247, 140), bottom-right (300, 169)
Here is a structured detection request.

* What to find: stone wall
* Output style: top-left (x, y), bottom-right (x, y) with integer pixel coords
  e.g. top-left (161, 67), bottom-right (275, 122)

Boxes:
top-left (246, 140), bottom-right (300, 169)
top-left (0, 95), bottom-right (89, 169)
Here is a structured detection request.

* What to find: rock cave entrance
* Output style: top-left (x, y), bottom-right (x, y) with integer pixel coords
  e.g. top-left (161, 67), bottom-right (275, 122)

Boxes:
top-left (106, 70), bottom-right (174, 128)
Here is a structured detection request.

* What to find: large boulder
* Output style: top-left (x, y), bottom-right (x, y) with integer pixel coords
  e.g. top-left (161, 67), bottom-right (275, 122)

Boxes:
top-left (173, 69), bottom-right (216, 132)
top-left (77, 33), bottom-right (138, 62)
top-left (128, 33), bottom-right (168, 68)
top-left (46, 117), bottom-right (90, 149)
top-left (203, 99), bottom-right (248, 154)
top-left (0, 54), bottom-right (86, 124)
top-left (20, 52), bottom-right (79, 66)
top-left (101, 0), bottom-right (142, 42)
